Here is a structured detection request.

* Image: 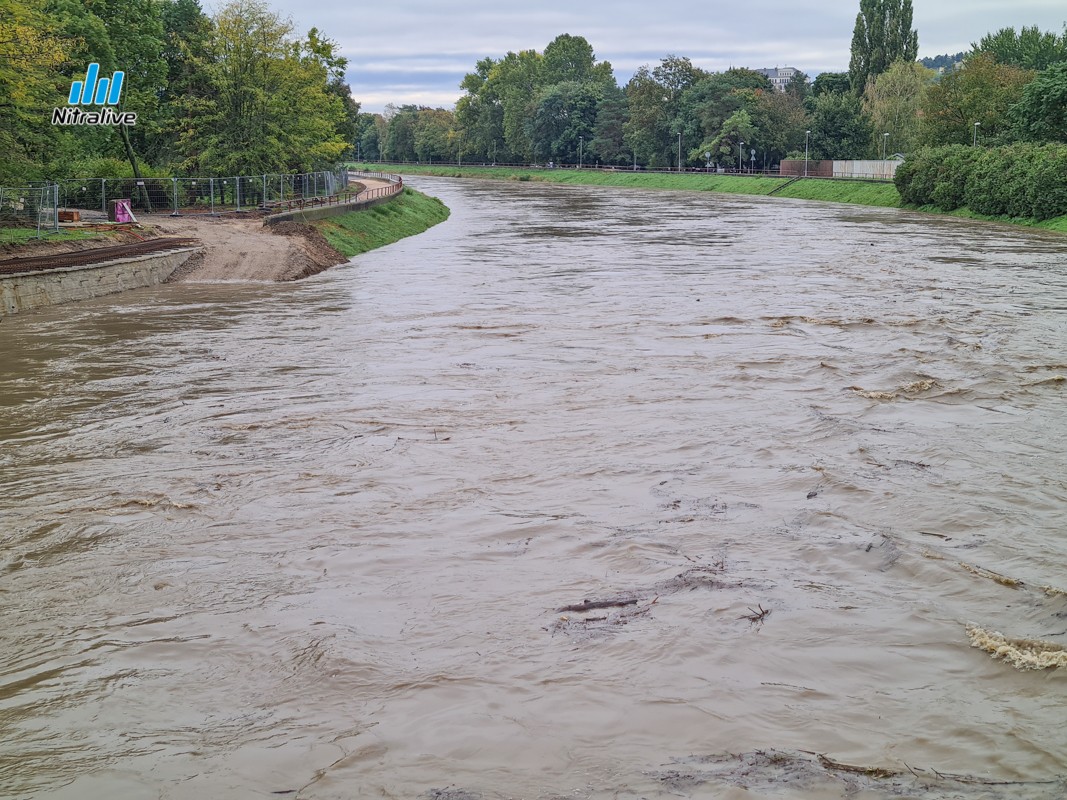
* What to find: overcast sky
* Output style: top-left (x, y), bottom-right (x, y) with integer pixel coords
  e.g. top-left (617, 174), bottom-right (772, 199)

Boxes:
top-left (252, 0), bottom-right (1067, 112)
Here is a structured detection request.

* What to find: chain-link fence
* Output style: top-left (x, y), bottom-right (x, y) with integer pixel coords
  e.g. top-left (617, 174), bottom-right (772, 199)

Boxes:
top-left (39, 168), bottom-right (348, 217)
top-left (0, 185), bottom-right (59, 236)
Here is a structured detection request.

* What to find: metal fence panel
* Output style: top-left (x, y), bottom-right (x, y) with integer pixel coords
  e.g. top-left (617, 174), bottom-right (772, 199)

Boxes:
top-left (6, 167), bottom-right (352, 225)
top-left (0, 185), bottom-right (58, 235)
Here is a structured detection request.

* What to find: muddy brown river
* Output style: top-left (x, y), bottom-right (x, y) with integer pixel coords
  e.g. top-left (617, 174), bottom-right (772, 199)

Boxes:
top-left (2, 178), bottom-right (1066, 799)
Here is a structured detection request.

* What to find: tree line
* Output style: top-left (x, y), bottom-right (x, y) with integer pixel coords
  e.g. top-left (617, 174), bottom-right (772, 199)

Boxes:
top-left (1, 0), bottom-right (359, 184)
top-left (3, 0), bottom-right (1067, 188)
top-left (366, 2), bottom-right (1067, 176)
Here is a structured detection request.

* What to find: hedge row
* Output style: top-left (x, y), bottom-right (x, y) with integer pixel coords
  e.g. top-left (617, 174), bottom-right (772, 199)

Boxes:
top-left (894, 143), bottom-right (1067, 220)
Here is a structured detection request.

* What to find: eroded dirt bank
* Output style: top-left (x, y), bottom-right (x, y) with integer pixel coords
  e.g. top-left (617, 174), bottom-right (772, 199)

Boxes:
top-left (150, 212), bottom-right (347, 282)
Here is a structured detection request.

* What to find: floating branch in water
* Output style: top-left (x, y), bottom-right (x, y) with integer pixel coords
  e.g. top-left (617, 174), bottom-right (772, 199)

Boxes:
top-left (741, 604), bottom-right (771, 623)
top-left (555, 597), bottom-right (638, 613)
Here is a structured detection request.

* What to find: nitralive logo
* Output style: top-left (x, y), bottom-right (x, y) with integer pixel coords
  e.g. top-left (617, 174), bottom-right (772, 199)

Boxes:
top-left (51, 63), bottom-right (136, 126)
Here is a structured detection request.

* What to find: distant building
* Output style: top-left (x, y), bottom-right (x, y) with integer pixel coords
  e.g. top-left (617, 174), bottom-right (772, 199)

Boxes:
top-left (756, 66), bottom-right (801, 92)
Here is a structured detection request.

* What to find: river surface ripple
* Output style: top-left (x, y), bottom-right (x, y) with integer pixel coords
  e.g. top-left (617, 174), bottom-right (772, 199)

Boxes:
top-left (2, 179), bottom-right (1066, 799)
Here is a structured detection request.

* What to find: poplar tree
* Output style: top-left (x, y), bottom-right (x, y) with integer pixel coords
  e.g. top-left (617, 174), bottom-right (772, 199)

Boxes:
top-left (849, 0), bottom-right (919, 94)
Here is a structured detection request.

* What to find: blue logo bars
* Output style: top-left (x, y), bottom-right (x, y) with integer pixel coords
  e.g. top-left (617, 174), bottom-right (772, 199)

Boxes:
top-left (67, 63), bottom-right (125, 106)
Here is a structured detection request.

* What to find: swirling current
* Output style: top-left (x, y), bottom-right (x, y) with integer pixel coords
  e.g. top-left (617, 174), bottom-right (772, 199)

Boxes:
top-left (1, 178), bottom-right (1065, 799)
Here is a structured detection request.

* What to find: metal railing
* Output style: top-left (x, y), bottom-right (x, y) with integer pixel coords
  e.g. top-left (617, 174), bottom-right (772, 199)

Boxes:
top-left (348, 171), bottom-right (403, 203)
top-left (264, 172), bottom-right (403, 223)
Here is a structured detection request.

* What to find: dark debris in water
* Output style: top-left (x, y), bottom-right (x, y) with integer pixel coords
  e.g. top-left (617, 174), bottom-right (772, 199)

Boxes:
top-left (421, 787), bottom-right (482, 800)
top-left (547, 566), bottom-right (739, 637)
top-left (652, 750), bottom-right (1067, 799)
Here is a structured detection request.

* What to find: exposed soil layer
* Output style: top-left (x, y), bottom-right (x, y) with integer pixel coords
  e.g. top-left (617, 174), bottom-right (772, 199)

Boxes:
top-left (145, 212), bottom-right (346, 282)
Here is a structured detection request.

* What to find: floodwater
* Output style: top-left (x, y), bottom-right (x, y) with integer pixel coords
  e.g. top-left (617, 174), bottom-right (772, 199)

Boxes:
top-left (2, 178), bottom-right (1066, 799)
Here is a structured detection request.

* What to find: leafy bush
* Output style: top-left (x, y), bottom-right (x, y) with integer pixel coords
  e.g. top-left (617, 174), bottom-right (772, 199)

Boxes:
top-left (930, 145), bottom-right (979, 210)
top-left (1024, 146), bottom-right (1067, 218)
top-left (899, 143), bottom-right (1067, 219)
top-left (894, 148), bottom-right (938, 205)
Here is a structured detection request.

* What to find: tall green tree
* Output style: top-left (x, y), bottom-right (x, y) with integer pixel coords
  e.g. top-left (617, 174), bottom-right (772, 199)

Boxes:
top-left (494, 49), bottom-right (545, 161)
top-left (785, 70), bottom-right (811, 102)
top-left (748, 89), bottom-right (809, 166)
top-left (588, 85), bottom-right (630, 165)
top-left (382, 104), bottom-right (418, 161)
top-left (413, 108), bottom-right (456, 162)
top-left (358, 114), bottom-right (384, 161)
top-left (0, 0), bottom-right (66, 182)
top-left (1012, 62), bottom-right (1067, 142)
top-left (809, 92), bottom-right (872, 158)
top-left (849, 0), bottom-right (919, 93)
top-left (812, 71), bottom-right (851, 97)
top-left (973, 25), bottom-right (1067, 71)
top-left (690, 108), bottom-right (756, 168)
top-left (178, 0), bottom-right (346, 174)
top-left (541, 34), bottom-right (613, 86)
top-left (526, 80), bottom-right (603, 163)
top-left (862, 60), bottom-right (933, 155)
top-left (149, 0), bottom-right (213, 165)
top-left (454, 56), bottom-right (505, 161)
top-left (919, 51), bottom-right (1033, 146)
top-left (624, 55), bottom-right (703, 167)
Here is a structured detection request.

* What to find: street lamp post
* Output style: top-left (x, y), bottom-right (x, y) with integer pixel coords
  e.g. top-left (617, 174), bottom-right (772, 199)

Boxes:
top-left (738, 141), bottom-right (744, 173)
top-left (804, 130), bottom-right (810, 177)
top-left (882, 132), bottom-right (889, 161)
top-left (678, 131), bottom-right (682, 172)
top-left (579, 135), bottom-right (583, 169)
top-left (973, 122), bottom-right (981, 147)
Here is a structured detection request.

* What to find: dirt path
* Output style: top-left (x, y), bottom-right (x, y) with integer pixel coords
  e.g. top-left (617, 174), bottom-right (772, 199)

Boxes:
top-left (152, 178), bottom-right (394, 282)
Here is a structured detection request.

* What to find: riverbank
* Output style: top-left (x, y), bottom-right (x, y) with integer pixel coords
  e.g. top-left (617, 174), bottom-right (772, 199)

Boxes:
top-left (350, 162), bottom-right (1067, 233)
top-left (1, 179), bottom-right (449, 287)
top-left (350, 163), bottom-right (900, 206)
top-left (132, 186), bottom-right (448, 282)
top-left (313, 186), bottom-right (449, 259)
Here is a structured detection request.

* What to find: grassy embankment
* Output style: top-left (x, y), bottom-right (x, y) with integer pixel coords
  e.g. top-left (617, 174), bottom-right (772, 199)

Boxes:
top-left (311, 187), bottom-right (450, 258)
top-left (349, 163), bottom-right (1067, 233)
top-left (350, 163), bottom-right (900, 207)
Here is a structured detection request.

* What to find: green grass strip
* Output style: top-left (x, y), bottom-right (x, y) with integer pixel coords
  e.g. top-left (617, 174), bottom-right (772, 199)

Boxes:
top-left (0, 227), bottom-right (105, 246)
top-left (771, 178), bottom-right (900, 207)
top-left (313, 187), bottom-right (450, 258)
top-left (348, 162), bottom-right (900, 207)
top-left (348, 164), bottom-right (1067, 235)
top-left (911, 205), bottom-right (1067, 233)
